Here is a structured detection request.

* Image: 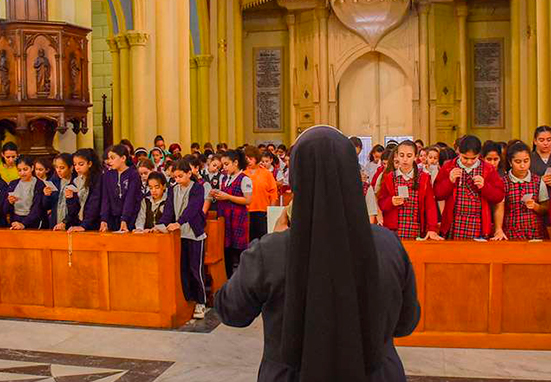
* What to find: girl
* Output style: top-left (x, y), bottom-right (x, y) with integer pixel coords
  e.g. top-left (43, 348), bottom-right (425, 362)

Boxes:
top-left (213, 149), bottom-right (253, 278)
top-left (119, 139), bottom-right (135, 163)
top-left (43, 153), bottom-right (74, 231)
top-left (531, 125), bottom-right (551, 177)
top-left (137, 159), bottom-right (155, 197)
top-left (34, 158), bottom-right (53, 181)
top-left (493, 141), bottom-right (549, 241)
top-left (102, 146), bottom-right (112, 172)
top-left (154, 135), bottom-right (169, 154)
top-left (149, 147), bottom-right (166, 172)
top-left (0, 142), bottom-right (18, 183)
top-left (0, 174), bottom-right (7, 227)
top-left (164, 161), bottom-right (177, 188)
top-left (417, 147), bottom-right (428, 167)
top-left (260, 151), bottom-right (279, 180)
top-left (203, 154), bottom-right (222, 212)
top-left (424, 146), bottom-right (440, 184)
top-left (378, 141), bottom-right (442, 240)
top-left (134, 147), bottom-right (149, 163)
top-left (169, 143), bottom-right (182, 156)
top-left (3, 156), bottom-right (45, 230)
top-left (155, 159), bottom-right (207, 320)
top-left (367, 144), bottom-right (385, 180)
top-left (66, 149), bottom-right (103, 232)
top-left (186, 154), bottom-right (214, 214)
top-left (134, 172), bottom-right (167, 232)
top-left (100, 145), bottom-right (141, 232)
top-left (482, 140), bottom-right (504, 176)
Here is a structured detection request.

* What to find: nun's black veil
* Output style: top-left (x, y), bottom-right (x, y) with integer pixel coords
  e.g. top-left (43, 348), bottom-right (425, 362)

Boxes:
top-left (281, 126), bottom-right (385, 381)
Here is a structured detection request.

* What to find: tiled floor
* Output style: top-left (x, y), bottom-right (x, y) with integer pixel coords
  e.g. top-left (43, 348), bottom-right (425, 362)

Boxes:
top-left (0, 314), bottom-right (549, 382)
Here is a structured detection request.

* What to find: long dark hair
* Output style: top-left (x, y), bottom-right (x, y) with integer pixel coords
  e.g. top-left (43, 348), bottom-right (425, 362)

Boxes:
top-left (1, 141), bottom-right (17, 164)
top-left (506, 141), bottom-right (531, 172)
top-left (109, 144), bottom-right (133, 167)
top-left (35, 157), bottom-right (54, 179)
top-left (481, 140), bottom-right (503, 172)
top-left (15, 155), bottom-right (34, 168)
top-left (73, 148), bottom-right (102, 188)
top-left (369, 144), bottom-right (384, 162)
top-left (533, 125), bottom-right (551, 151)
top-left (223, 149), bottom-right (248, 170)
top-left (174, 158), bottom-right (198, 182)
top-left (396, 140), bottom-right (419, 190)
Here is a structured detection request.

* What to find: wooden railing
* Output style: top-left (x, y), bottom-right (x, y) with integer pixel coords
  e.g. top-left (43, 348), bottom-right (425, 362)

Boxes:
top-left (395, 241), bottom-right (551, 350)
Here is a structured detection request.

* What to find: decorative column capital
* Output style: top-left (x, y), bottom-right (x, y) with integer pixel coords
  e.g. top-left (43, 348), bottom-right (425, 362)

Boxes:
top-left (286, 13), bottom-right (296, 26)
top-left (456, 1), bottom-right (469, 18)
top-left (190, 57), bottom-right (198, 69)
top-left (115, 34), bottom-right (130, 50)
top-left (195, 54), bottom-right (214, 68)
top-left (126, 31), bottom-right (149, 47)
top-left (106, 37), bottom-right (119, 53)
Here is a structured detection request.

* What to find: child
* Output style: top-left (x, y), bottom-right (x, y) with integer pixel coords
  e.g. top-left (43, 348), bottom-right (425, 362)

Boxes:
top-left (66, 149), bottom-right (103, 232)
top-left (260, 151), bottom-right (279, 180)
top-left (492, 141), bottom-right (549, 241)
top-left (434, 135), bottom-right (505, 240)
top-left (482, 140), bottom-right (504, 176)
top-left (424, 146), bottom-right (440, 184)
top-left (0, 142), bottom-right (18, 183)
top-left (43, 153), bottom-right (74, 231)
top-left (531, 125), bottom-right (551, 176)
top-left (417, 147), bottom-right (428, 167)
top-left (212, 149), bottom-right (252, 278)
top-left (137, 159), bottom-right (155, 197)
top-left (134, 172), bottom-right (167, 231)
top-left (0, 174), bottom-right (7, 227)
top-left (100, 145), bottom-right (141, 232)
top-left (186, 155), bottom-right (214, 214)
top-left (149, 147), bottom-right (166, 172)
top-left (164, 161), bottom-right (177, 188)
top-left (155, 159), bottom-right (207, 319)
top-left (134, 147), bottom-right (149, 163)
top-left (3, 156), bottom-right (45, 230)
top-left (378, 141), bottom-right (442, 240)
top-left (367, 144), bottom-right (385, 180)
top-left (34, 158), bottom-right (53, 181)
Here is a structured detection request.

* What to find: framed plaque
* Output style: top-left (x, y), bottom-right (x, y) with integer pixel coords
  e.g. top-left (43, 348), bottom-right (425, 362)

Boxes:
top-left (253, 47), bottom-right (283, 132)
top-left (471, 39), bottom-right (504, 129)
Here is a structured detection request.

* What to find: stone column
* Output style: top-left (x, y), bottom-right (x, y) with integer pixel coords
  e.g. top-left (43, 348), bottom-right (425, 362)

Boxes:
top-left (127, 31), bottom-right (149, 147)
top-left (537, 0), bottom-right (551, 125)
top-left (190, 57), bottom-right (199, 143)
top-left (217, 0), bottom-right (228, 144)
top-left (287, 13), bottom-right (297, 143)
top-left (107, 37), bottom-right (121, 144)
top-left (456, 2), bottom-right (469, 136)
top-left (233, 0), bottom-right (244, 145)
top-left (527, 0), bottom-right (538, 139)
top-left (196, 54), bottom-right (214, 145)
top-left (177, 0), bottom-right (191, 151)
top-left (511, 0), bottom-right (521, 138)
top-left (115, 34), bottom-right (131, 141)
top-left (316, 7), bottom-right (329, 124)
top-left (418, 2), bottom-right (430, 143)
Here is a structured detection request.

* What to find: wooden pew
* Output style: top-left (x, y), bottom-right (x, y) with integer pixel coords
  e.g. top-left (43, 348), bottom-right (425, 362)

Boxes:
top-left (394, 241), bottom-right (551, 350)
top-left (0, 230), bottom-right (193, 329)
top-left (205, 213), bottom-right (227, 299)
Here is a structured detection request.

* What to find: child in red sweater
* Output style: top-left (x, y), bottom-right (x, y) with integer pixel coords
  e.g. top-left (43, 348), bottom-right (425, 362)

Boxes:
top-left (378, 140), bottom-right (442, 240)
top-left (434, 135), bottom-right (505, 240)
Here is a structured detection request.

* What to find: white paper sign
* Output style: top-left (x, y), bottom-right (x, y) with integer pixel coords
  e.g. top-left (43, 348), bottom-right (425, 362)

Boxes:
top-left (398, 186), bottom-right (409, 198)
top-left (267, 206), bottom-right (286, 234)
top-left (43, 180), bottom-right (58, 192)
top-left (66, 185), bottom-right (78, 192)
top-left (545, 167), bottom-right (551, 176)
top-left (521, 193), bottom-right (533, 203)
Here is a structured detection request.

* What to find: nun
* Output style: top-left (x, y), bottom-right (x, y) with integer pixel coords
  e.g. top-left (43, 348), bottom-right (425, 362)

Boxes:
top-left (215, 125), bottom-right (420, 382)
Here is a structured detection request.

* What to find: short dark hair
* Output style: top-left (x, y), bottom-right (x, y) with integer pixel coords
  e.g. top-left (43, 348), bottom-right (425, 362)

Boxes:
top-left (16, 155), bottom-right (34, 167)
top-left (277, 144), bottom-right (287, 152)
top-left (506, 141), bottom-right (531, 171)
top-left (415, 139), bottom-right (425, 147)
top-left (481, 140), bottom-right (501, 158)
top-left (147, 171), bottom-right (167, 187)
top-left (191, 142), bottom-right (201, 150)
top-left (137, 159), bottom-right (155, 171)
top-left (244, 145), bottom-right (262, 163)
top-left (458, 135), bottom-right (482, 155)
top-left (349, 136), bottom-right (362, 150)
top-left (109, 144), bottom-right (134, 166)
top-left (1, 141), bottom-right (17, 164)
top-left (267, 143), bottom-right (276, 149)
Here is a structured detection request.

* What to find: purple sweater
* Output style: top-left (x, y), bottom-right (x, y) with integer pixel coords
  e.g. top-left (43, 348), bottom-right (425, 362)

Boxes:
top-left (66, 175), bottom-right (102, 230)
top-left (159, 181), bottom-right (206, 238)
top-left (0, 176), bottom-right (7, 227)
top-left (3, 178), bottom-right (45, 228)
top-left (100, 167), bottom-right (142, 225)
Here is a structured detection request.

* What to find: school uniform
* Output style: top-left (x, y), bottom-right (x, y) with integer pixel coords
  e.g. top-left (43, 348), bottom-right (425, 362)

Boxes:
top-left (434, 158), bottom-right (504, 239)
top-left (204, 171), bottom-right (222, 211)
top-left (3, 177), bottom-right (45, 229)
top-left (0, 175), bottom-right (8, 227)
top-left (157, 181), bottom-right (207, 305)
top-left (530, 151), bottom-right (551, 177)
top-left (378, 170), bottom-right (438, 239)
top-left (217, 171), bottom-right (253, 277)
top-left (503, 171), bottom-right (549, 240)
top-left (66, 175), bottom-right (103, 230)
top-left (43, 175), bottom-right (74, 228)
top-left (101, 167), bottom-right (142, 231)
top-left (135, 193), bottom-right (167, 230)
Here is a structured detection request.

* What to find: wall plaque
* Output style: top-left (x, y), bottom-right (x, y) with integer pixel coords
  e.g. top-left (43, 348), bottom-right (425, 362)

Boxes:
top-left (472, 39), bottom-right (504, 128)
top-left (254, 47), bottom-right (283, 132)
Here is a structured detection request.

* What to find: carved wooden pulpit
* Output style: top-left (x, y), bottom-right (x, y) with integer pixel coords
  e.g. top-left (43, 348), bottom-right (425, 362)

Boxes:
top-left (0, 0), bottom-right (91, 156)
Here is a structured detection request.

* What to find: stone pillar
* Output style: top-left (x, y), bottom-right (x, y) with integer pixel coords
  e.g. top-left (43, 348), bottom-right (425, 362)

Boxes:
top-left (537, 0), bottom-right (551, 125)
top-left (511, 0), bottom-right (521, 138)
top-left (177, 0), bottom-right (191, 151)
top-left (196, 55), bottom-right (214, 145)
top-left (418, 2), bottom-right (430, 143)
top-left (115, 34), bottom-right (131, 141)
top-left (287, 13), bottom-right (297, 143)
top-left (127, 31), bottom-right (149, 147)
top-left (527, 0), bottom-right (538, 139)
top-left (107, 37), bottom-right (121, 144)
top-left (456, 2), bottom-right (469, 136)
top-left (316, 7), bottom-right (329, 124)
top-left (190, 57), bottom-right (199, 143)
top-left (234, 0), bottom-right (244, 145)
top-left (217, 0), bottom-right (228, 144)
top-left (156, 0), bottom-right (181, 145)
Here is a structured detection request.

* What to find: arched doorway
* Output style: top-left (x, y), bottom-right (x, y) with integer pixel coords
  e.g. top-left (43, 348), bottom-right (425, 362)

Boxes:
top-left (338, 52), bottom-right (413, 145)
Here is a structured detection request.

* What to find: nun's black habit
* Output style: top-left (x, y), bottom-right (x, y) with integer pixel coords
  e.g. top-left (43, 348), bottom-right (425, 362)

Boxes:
top-left (215, 126), bottom-right (420, 382)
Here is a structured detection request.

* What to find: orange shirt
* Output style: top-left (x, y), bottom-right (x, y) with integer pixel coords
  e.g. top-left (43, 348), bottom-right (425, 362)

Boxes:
top-left (244, 166), bottom-right (278, 212)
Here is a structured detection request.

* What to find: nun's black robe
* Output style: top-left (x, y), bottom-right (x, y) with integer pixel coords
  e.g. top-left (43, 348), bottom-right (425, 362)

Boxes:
top-left (215, 225), bottom-right (420, 382)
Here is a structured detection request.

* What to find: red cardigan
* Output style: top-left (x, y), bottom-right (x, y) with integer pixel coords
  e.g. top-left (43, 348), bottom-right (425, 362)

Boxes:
top-left (433, 159), bottom-right (504, 237)
top-left (378, 171), bottom-right (439, 234)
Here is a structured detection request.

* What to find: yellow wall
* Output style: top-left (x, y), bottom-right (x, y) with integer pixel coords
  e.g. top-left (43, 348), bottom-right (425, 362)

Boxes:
top-left (243, 9), bottom-right (290, 145)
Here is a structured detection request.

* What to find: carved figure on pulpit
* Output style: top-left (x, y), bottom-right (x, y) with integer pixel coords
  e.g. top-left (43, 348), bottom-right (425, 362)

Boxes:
top-left (34, 48), bottom-right (51, 97)
top-left (0, 50), bottom-right (10, 98)
top-left (69, 53), bottom-right (80, 98)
